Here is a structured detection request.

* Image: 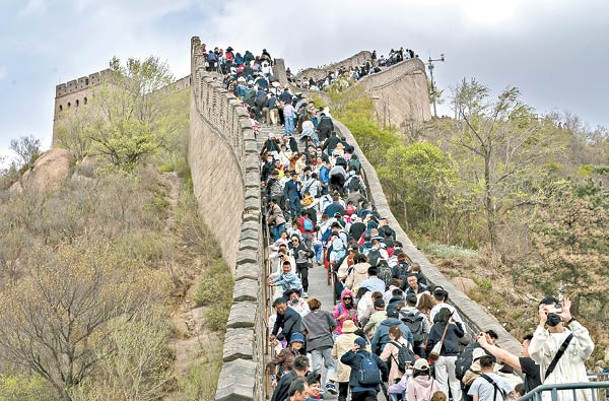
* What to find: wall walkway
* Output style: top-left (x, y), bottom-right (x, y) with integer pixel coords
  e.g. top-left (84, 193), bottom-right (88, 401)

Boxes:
top-left (187, 37), bottom-right (520, 401)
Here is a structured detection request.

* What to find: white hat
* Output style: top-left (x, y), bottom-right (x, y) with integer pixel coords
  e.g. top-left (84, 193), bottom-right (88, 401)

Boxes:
top-left (413, 358), bottom-right (429, 370)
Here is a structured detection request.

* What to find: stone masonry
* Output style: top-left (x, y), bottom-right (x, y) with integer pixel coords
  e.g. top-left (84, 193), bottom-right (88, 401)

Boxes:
top-left (189, 36), bottom-right (266, 401)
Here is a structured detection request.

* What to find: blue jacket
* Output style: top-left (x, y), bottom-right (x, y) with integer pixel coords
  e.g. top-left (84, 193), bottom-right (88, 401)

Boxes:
top-left (371, 318), bottom-right (414, 355)
top-left (279, 91), bottom-right (292, 103)
top-left (341, 349), bottom-right (389, 393)
top-left (284, 180), bottom-right (301, 201)
top-left (273, 271), bottom-right (302, 292)
top-left (319, 166), bottom-right (330, 184)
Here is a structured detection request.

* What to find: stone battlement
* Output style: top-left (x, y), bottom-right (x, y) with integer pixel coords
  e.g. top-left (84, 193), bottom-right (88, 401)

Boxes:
top-left (55, 69), bottom-right (112, 97)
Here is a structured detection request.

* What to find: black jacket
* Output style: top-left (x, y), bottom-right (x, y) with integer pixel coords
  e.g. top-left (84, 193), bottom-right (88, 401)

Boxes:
top-left (272, 306), bottom-right (302, 342)
top-left (426, 322), bottom-right (464, 356)
top-left (322, 136), bottom-right (341, 153)
top-left (270, 370), bottom-right (295, 401)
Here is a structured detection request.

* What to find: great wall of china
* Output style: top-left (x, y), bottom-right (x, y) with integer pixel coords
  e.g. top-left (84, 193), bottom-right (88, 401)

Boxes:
top-left (50, 36), bottom-right (522, 401)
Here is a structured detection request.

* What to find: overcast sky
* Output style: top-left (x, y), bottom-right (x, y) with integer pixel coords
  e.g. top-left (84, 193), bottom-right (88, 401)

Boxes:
top-left (1, 0), bottom-right (608, 163)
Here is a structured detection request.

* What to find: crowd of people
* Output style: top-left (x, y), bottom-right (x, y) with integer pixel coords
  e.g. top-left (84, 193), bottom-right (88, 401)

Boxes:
top-left (291, 47), bottom-right (418, 92)
top-left (207, 42), bottom-right (597, 401)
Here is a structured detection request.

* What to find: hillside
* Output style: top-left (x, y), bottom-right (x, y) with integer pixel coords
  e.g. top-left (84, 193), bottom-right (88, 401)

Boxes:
top-left (0, 66), bottom-right (233, 399)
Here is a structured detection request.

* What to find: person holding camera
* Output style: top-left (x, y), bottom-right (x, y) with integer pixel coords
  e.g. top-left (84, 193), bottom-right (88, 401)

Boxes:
top-left (528, 297), bottom-right (594, 401)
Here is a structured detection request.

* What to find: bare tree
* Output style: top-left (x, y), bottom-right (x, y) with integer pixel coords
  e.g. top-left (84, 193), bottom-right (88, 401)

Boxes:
top-left (9, 135), bottom-right (41, 170)
top-left (0, 243), bottom-right (158, 399)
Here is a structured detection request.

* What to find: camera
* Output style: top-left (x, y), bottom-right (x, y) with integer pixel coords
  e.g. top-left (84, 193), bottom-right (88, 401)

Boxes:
top-left (546, 303), bottom-right (563, 314)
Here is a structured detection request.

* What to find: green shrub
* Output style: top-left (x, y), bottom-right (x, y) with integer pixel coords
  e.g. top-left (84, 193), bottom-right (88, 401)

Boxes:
top-left (180, 355), bottom-right (222, 401)
top-left (0, 374), bottom-right (54, 401)
top-left (193, 259), bottom-right (233, 308)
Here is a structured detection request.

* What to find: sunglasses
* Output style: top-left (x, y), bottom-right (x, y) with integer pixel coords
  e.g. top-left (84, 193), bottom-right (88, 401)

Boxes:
top-left (343, 297), bottom-right (353, 300)
top-left (292, 239), bottom-right (299, 242)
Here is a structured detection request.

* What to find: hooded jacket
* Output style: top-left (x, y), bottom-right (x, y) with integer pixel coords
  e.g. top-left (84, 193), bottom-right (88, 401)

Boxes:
top-left (330, 237), bottom-right (346, 264)
top-left (344, 262), bottom-right (371, 295)
top-left (389, 374), bottom-right (441, 401)
top-left (371, 317), bottom-right (414, 355)
top-left (332, 289), bottom-right (358, 334)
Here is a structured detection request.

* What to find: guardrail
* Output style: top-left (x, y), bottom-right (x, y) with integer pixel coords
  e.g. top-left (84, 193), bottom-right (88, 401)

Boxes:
top-left (262, 203), bottom-right (279, 399)
top-left (518, 382), bottom-right (609, 401)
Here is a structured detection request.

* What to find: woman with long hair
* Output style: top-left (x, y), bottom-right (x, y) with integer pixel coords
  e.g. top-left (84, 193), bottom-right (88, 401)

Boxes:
top-left (426, 308), bottom-right (464, 401)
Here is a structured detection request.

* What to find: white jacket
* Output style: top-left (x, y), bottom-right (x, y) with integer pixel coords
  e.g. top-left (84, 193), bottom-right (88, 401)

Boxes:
top-left (529, 321), bottom-right (594, 401)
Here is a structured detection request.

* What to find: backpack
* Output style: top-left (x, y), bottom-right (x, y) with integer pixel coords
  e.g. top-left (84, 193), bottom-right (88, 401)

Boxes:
top-left (377, 263), bottom-right (392, 289)
top-left (303, 217), bottom-right (314, 232)
top-left (357, 353), bottom-right (382, 385)
top-left (348, 176), bottom-right (362, 192)
top-left (455, 344), bottom-right (477, 381)
top-left (400, 310), bottom-right (426, 344)
top-left (390, 341), bottom-right (416, 372)
top-left (367, 248), bottom-right (382, 267)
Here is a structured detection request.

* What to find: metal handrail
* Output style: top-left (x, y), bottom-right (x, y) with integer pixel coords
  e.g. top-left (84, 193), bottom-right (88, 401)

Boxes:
top-left (517, 382), bottom-right (609, 401)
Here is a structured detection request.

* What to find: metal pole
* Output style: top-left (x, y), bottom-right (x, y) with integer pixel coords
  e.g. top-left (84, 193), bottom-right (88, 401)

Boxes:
top-left (428, 58), bottom-right (437, 117)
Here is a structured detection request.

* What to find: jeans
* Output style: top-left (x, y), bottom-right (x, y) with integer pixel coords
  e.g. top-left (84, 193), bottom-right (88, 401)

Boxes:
top-left (310, 347), bottom-right (336, 388)
top-left (296, 263), bottom-right (309, 292)
top-left (273, 223), bottom-right (285, 242)
top-left (314, 243), bottom-right (323, 264)
top-left (284, 115), bottom-right (295, 135)
top-left (288, 199), bottom-right (300, 220)
top-left (435, 355), bottom-right (462, 401)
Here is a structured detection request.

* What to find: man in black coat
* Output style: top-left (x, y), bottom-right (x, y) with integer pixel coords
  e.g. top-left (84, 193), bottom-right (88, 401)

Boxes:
top-left (316, 113), bottom-right (334, 142)
top-left (270, 356), bottom-right (309, 401)
top-left (271, 297), bottom-right (303, 344)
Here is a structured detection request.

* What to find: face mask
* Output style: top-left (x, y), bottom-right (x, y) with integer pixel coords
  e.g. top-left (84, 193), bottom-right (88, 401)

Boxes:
top-left (546, 313), bottom-right (562, 327)
top-left (405, 369), bottom-right (413, 377)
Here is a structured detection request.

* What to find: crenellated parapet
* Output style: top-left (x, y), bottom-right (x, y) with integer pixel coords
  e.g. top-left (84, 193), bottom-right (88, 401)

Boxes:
top-left (55, 69), bottom-right (111, 97)
top-left (189, 36), bottom-right (266, 401)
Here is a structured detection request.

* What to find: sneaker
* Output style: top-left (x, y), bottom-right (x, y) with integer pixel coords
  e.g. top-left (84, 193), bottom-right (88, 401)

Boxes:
top-left (302, 292), bottom-right (309, 298)
top-left (326, 383), bottom-right (338, 395)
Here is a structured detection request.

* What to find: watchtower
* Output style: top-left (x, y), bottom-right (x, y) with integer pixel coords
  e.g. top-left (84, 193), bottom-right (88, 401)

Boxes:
top-left (52, 69), bottom-right (111, 144)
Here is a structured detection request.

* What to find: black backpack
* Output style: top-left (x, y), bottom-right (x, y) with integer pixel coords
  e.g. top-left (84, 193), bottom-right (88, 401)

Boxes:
top-left (389, 341), bottom-right (416, 372)
top-left (377, 262), bottom-right (392, 290)
top-left (399, 310), bottom-right (426, 344)
top-left (367, 248), bottom-right (381, 267)
top-left (348, 176), bottom-right (362, 193)
top-left (455, 344), bottom-right (477, 381)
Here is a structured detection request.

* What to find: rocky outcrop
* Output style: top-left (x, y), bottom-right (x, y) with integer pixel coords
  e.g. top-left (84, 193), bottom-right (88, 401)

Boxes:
top-left (10, 148), bottom-right (71, 194)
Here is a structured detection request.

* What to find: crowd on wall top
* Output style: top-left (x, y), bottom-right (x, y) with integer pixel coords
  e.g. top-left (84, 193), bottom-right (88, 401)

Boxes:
top-left (205, 42), bottom-right (597, 401)
top-left (290, 47), bottom-right (418, 92)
